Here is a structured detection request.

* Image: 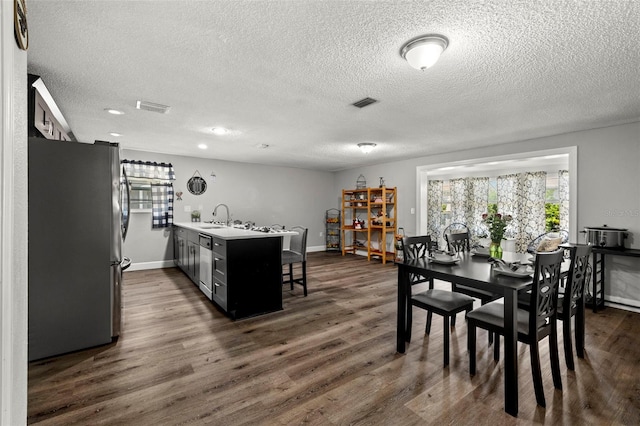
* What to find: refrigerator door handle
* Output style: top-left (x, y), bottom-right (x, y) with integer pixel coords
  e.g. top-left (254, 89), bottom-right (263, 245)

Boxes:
top-left (121, 166), bottom-right (131, 242)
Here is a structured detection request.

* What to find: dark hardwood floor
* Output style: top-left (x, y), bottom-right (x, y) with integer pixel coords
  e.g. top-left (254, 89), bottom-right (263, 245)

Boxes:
top-left (28, 252), bottom-right (640, 425)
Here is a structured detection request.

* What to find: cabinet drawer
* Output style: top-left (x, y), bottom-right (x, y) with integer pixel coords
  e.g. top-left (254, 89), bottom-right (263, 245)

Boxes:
top-left (212, 237), bottom-right (226, 255)
top-left (213, 255), bottom-right (227, 281)
top-left (212, 279), bottom-right (227, 310)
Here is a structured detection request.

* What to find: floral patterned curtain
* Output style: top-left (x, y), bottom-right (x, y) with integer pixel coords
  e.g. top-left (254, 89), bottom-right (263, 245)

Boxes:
top-left (427, 180), bottom-right (444, 242)
top-left (498, 172), bottom-right (546, 252)
top-left (449, 178), bottom-right (469, 225)
top-left (468, 177), bottom-right (489, 240)
top-left (558, 170), bottom-right (570, 232)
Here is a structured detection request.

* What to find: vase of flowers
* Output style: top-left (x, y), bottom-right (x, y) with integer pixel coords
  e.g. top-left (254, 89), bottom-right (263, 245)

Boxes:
top-left (482, 212), bottom-right (512, 258)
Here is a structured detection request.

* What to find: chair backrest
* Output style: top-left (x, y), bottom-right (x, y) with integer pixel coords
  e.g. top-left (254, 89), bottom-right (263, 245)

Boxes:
top-left (443, 222), bottom-right (470, 237)
top-left (527, 230), bottom-right (570, 254)
top-left (445, 232), bottom-right (471, 253)
top-left (289, 226), bottom-right (308, 260)
top-left (402, 235), bottom-right (432, 261)
top-left (563, 244), bottom-right (592, 313)
top-left (401, 235), bottom-right (434, 286)
top-left (528, 250), bottom-right (565, 336)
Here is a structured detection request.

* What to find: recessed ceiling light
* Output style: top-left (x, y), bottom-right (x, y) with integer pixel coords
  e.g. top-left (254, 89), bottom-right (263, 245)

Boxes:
top-left (257, 143), bottom-right (269, 149)
top-left (211, 127), bottom-right (228, 135)
top-left (198, 144), bottom-right (207, 150)
top-left (109, 132), bottom-right (122, 137)
top-left (105, 108), bottom-right (124, 115)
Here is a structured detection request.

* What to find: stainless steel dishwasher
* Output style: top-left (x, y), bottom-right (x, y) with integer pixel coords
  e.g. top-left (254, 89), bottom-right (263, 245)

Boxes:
top-left (199, 234), bottom-right (213, 299)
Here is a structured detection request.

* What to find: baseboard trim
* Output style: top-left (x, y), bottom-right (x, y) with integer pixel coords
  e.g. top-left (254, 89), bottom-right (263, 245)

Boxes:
top-left (127, 247), bottom-right (376, 272)
top-left (605, 295), bottom-right (640, 313)
top-left (127, 260), bottom-right (176, 271)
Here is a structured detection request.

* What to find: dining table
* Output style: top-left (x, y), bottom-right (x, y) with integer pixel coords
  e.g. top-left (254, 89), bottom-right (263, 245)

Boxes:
top-left (396, 250), bottom-right (540, 417)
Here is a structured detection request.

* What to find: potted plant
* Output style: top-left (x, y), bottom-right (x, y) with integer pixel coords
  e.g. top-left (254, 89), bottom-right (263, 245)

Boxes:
top-left (481, 212), bottom-right (512, 258)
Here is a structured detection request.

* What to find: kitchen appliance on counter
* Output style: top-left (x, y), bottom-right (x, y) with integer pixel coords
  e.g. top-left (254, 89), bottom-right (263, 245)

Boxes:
top-left (28, 138), bottom-right (131, 361)
top-left (583, 225), bottom-right (628, 249)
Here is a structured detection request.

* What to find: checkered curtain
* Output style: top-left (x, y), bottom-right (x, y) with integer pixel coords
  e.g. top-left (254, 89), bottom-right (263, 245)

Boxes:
top-left (122, 160), bottom-right (176, 180)
top-left (123, 159), bottom-right (175, 228)
top-left (151, 183), bottom-right (174, 228)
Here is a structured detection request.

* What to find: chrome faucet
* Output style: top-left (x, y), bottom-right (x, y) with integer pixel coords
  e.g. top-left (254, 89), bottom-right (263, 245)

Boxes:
top-left (213, 203), bottom-right (231, 226)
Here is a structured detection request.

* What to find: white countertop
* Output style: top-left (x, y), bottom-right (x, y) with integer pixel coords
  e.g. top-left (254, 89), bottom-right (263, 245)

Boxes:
top-left (174, 222), bottom-right (297, 240)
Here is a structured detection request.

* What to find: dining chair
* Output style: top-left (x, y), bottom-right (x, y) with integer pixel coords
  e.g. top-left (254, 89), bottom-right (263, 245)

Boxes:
top-left (518, 244), bottom-right (592, 370)
top-left (444, 231), bottom-right (471, 253)
top-left (282, 226), bottom-right (308, 296)
top-left (402, 235), bottom-right (475, 366)
top-left (467, 250), bottom-right (565, 408)
top-left (444, 230), bottom-right (501, 340)
top-left (556, 244), bottom-right (592, 370)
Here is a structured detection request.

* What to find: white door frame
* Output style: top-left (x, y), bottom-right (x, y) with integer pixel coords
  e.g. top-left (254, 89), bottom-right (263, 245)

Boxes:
top-left (1, 0), bottom-right (28, 423)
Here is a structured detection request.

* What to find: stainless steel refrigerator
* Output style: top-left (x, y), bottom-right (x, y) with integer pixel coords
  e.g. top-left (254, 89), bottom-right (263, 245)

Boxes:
top-left (28, 138), bottom-right (130, 361)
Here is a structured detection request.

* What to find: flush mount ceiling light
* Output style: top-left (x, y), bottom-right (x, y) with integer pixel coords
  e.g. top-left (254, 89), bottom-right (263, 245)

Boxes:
top-left (400, 34), bottom-right (449, 70)
top-left (357, 143), bottom-right (377, 154)
top-left (198, 144), bottom-right (207, 149)
top-left (109, 132), bottom-right (122, 137)
top-left (104, 108), bottom-right (124, 115)
top-left (211, 127), bottom-right (228, 136)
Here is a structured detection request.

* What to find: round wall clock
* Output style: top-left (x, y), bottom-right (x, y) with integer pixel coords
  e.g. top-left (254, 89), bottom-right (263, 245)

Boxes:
top-left (14, 0), bottom-right (28, 50)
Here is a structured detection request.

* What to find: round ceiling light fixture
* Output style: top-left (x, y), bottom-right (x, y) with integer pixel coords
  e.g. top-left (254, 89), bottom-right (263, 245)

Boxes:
top-left (400, 34), bottom-right (449, 70)
top-left (357, 143), bottom-right (377, 154)
top-left (198, 144), bottom-right (207, 150)
top-left (109, 132), bottom-right (122, 137)
top-left (104, 108), bottom-right (125, 115)
top-left (211, 127), bottom-right (228, 135)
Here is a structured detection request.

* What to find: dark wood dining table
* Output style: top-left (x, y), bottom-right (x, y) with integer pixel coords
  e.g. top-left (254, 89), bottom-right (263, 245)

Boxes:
top-left (396, 251), bottom-right (537, 417)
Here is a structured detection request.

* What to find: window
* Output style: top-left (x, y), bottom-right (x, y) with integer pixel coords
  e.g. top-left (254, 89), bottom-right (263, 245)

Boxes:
top-left (545, 174), bottom-right (560, 232)
top-left (129, 178), bottom-right (153, 212)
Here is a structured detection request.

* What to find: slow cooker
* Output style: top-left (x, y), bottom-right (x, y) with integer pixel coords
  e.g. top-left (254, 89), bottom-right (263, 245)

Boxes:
top-left (583, 225), bottom-right (628, 248)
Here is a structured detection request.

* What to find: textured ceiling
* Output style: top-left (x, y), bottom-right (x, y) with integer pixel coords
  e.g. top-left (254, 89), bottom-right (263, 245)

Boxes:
top-left (27, 0), bottom-right (640, 172)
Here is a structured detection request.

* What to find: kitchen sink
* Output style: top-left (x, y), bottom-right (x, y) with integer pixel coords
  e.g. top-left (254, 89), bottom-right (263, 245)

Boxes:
top-left (198, 224), bottom-right (225, 229)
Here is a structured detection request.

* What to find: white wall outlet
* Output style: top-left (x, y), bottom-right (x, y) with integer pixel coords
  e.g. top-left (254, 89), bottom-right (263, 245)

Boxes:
top-left (184, 205), bottom-right (191, 212)
top-left (410, 207), bottom-right (415, 214)
top-left (319, 231), bottom-right (323, 237)
top-left (198, 205), bottom-right (203, 211)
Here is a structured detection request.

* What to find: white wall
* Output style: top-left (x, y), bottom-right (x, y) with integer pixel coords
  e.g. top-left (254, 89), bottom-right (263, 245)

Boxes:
top-left (122, 149), bottom-right (335, 268)
top-left (1, 0), bottom-right (29, 422)
top-left (334, 122), bottom-right (640, 309)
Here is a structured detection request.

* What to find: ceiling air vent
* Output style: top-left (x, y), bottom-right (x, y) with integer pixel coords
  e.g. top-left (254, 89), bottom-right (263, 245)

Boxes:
top-left (136, 100), bottom-right (171, 114)
top-left (352, 97), bottom-right (378, 108)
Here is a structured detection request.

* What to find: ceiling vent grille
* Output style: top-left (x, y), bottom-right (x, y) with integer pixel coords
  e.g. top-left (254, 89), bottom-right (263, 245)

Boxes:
top-left (352, 97), bottom-right (378, 108)
top-left (136, 100), bottom-right (171, 114)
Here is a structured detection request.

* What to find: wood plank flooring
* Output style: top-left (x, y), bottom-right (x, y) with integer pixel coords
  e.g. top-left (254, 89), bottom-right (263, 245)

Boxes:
top-left (28, 252), bottom-right (640, 425)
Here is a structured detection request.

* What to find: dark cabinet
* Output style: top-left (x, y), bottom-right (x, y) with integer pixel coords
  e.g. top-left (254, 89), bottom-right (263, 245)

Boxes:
top-left (173, 226), bottom-right (199, 284)
top-left (212, 237), bottom-right (228, 310)
top-left (187, 240), bottom-right (199, 282)
top-left (173, 225), bottom-right (283, 320)
top-left (223, 236), bottom-right (282, 319)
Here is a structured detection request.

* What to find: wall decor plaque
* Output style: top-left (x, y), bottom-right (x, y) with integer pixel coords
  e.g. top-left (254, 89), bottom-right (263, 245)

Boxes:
top-left (187, 170), bottom-right (207, 195)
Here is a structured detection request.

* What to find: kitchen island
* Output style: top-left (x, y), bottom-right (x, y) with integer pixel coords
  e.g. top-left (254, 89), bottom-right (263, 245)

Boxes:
top-left (173, 223), bottom-right (289, 320)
